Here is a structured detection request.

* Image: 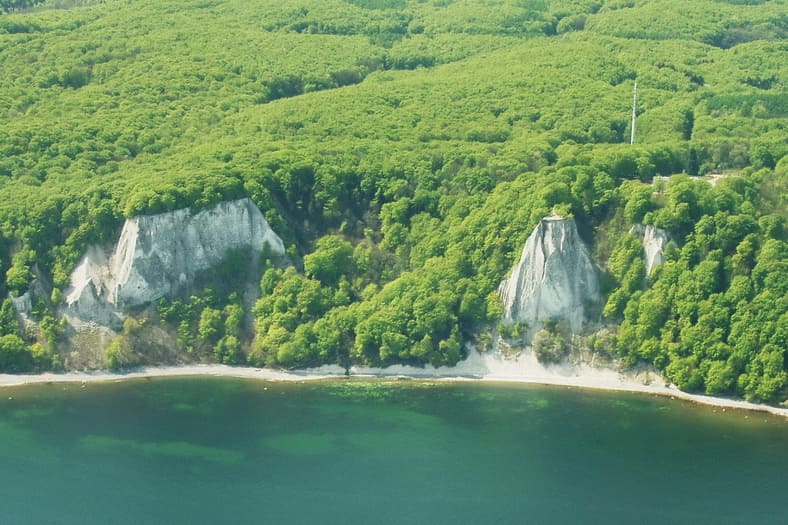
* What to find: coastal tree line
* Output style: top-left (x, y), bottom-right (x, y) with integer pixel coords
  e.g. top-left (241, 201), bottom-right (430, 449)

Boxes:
top-left (0, 0), bottom-right (784, 403)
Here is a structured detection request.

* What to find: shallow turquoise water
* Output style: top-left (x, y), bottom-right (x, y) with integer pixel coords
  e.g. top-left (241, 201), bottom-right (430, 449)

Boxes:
top-left (0, 378), bottom-right (786, 524)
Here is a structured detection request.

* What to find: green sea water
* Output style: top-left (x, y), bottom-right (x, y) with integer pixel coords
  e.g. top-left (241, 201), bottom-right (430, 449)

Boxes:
top-left (0, 377), bottom-right (786, 525)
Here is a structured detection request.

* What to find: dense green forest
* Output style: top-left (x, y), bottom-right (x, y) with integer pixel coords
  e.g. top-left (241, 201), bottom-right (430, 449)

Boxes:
top-left (0, 0), bottom-right (785, 403)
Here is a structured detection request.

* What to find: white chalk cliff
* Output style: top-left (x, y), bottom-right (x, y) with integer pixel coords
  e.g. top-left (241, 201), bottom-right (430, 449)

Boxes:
top-left (65, 198), bottom-right (285, 324)
top-left (629, 224), bottom-right (669, 275)
top-left (498, 215), bottom-right (600, 334)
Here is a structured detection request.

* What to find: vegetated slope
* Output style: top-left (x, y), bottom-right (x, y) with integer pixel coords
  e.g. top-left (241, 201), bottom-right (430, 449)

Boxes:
top-left (0, 0), bottom-right (785, 403)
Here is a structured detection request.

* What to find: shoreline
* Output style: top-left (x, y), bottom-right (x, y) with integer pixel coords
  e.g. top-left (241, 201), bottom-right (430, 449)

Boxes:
top-left (2, 358), bottom-right (786, 419)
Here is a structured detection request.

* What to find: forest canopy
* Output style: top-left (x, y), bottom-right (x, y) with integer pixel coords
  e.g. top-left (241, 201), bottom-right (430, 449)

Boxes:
top-left (0, 0), bottom-right (785, 403)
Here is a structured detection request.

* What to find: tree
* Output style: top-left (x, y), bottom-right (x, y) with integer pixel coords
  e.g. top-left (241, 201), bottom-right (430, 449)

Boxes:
top-left (304, 235), bottom-right (355, 287)
top-left (0, 299), bottom-right (19, 336)
top-left (106, 337), bottom-right (131, 371)
top-left (215, 335), bottom-right (242, 365)
top-left (532, 329), bottom-right (567, 364)
top-left (223, 303), bottom-right (244, 338)
top-left (0, 334), bottom-right (32, 372)
top-left (704, 360), bottom-right (735, 395)
top-left (198, 308), bottom-right (223, 346)
top-left (6, 248), bottom-right (34, 296)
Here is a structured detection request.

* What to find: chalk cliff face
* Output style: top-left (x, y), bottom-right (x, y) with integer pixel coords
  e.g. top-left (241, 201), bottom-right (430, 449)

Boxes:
top-left (65, 198), bottom-right (285, 323)
top-left (498, 216), bottom-right (600, 334)
top-left (629, 224), bottom-right (669, 275)
top-left (9, 290), bottom-right (32, 316)
top-left (8, 279), bottom-right (46, 331)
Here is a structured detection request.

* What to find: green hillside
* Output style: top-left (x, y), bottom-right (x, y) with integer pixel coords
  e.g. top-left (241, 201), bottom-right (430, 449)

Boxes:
top-left (0, 0), bottom-right (785, 403)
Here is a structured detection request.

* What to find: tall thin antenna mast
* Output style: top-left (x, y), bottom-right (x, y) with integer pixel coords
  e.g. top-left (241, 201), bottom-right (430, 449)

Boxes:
top-left (630, 81), bottom-right (637, 145)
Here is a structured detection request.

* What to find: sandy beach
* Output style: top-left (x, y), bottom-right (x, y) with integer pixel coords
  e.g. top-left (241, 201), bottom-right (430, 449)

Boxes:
top-left (1, 350), bottom-right (786, 418)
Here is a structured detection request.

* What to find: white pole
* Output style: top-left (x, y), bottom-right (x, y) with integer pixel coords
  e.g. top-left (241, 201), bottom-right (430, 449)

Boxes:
top-left (630, 81), bottom-right (637, 145)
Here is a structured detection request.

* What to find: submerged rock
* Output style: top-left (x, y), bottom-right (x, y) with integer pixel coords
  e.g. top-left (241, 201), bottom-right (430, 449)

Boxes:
top-left (65, 198), bottom-right (285, 324)
top-left (629, 224), bottom-right (669, 275)
top-left (498, 215), bottom-right (600, 334)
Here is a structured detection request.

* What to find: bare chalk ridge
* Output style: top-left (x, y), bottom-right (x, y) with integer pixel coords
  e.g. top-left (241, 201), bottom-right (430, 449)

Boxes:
top-left (630, 223), bottom-right (670, 275)
top-left (64, 198), bottom-right (285, 326)
top-left (498, 215), bottom-right (600, 335)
